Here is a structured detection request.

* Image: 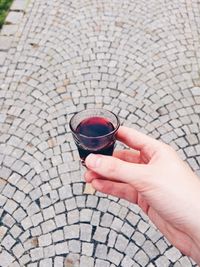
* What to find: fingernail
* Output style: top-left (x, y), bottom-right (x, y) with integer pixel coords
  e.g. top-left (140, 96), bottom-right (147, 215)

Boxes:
top-left (86, 154), bottom-right (102, 168)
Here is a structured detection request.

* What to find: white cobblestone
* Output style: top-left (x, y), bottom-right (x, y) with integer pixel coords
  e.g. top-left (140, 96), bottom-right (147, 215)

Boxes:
top-left (1, 234), bottom-right (15, 249)
top-left (0, 250), bottom-right (14, 267)
top-left (115, 234), bottom-right (129, 252)
top-left (93, 226), bottom-right (110, 243)
top-left (80, 223), bottom-right (92, 242)
top-left (107, 248), bottom-right (123, 266)
top-left (55, 241), bottom-right (69, 255)
top-left (164, 247), bottom-right (182, 262)
top-left (38, 234), bottom-right (52, 247)
top-left (64, 225), bottom-right (79, 240)
top-left (0, 52), bottom-right (6, 65)
top-left (82, 242), bottom-right (94, 257)
top-left (68, 240), bottom-right (81, 253)
top-left (30, 248), bottom-right (44, 261)
top-left (0, 37), bottom-right (12, 50)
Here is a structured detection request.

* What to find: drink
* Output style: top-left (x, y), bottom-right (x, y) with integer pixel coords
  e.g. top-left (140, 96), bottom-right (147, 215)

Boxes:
top-left (76, 117), bottom-right (114, 138)
top-left (75, 116), bottom-right (115, 160)
top-left (70, 109), bottom-right (120, 165)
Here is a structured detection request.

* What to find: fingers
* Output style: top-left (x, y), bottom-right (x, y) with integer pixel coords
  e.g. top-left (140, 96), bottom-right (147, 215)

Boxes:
top-left (85, 169), bottom-right (100, 183)
top-left (91, 179), bottom-right (138, 203)
top-left (85, 153), bottom-right (149, 186)
top-left (85, 150), bottom-right (142, 183)
top-left (116, 126), bottom-right (161, 158)
top-left (113, 149), bottom-right (141, 164)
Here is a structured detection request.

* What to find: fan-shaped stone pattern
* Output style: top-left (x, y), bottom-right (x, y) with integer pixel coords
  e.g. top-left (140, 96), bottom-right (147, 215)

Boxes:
top-left (0, 0), bottom-right (199, 266)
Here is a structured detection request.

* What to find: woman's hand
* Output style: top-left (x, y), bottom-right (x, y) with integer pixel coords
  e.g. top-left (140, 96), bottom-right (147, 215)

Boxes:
top-left (84, 126), bottom-right (200, 264)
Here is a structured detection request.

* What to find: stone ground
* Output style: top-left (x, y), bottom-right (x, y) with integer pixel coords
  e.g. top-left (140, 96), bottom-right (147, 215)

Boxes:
top-left (0, 0), bottom-right (200, 266)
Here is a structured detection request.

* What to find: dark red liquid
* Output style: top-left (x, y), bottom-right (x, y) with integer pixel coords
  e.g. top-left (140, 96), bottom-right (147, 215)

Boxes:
top-left (76, 117), bottom-right (115, 161)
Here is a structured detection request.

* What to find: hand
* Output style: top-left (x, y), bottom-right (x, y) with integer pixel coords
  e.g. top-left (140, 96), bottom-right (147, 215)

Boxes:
top-left (84, 126), bottom-right (200, 264)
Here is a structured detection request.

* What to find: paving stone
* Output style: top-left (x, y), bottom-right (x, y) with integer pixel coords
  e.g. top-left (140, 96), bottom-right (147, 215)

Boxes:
top-left (12, 243), bottom-right (24, 258)
top-left (38, 233), bottom-right (52, 247)
top-left (0, 52), bottom-right (6, 65)
top-left (93, 226), bottom-right (110, 243)
top-left (145, 227), bottom-right (163, 243)
top-left (6, 11), bottom-right (23, 24)
top-left (39, 258), bottom-right (52, 267)
top-left (72, 183), bottom-right (83, 195)
top-left (143, 240), bottom-right (159, 259)
top-left (155, 255), bottom-right (170, 267)
top-left (107, 230), bottom-right (117, 248)
top-left (68, 240), bottom-right (81, 253)
top-left (75, 196), bottom-right (86, 208)
top-left (0, 250), bottom-right (14, 267)
top-left (82, 242), bottom-right (94, 257)
top-left (174, 262), bottom-right (182, 267)
top-left (100, 213), bottom-right (114, 227)
top-left (118, 206), bottom-right (129, 219)
top-left (80, 255), bottom-right (94, 267)
top-left (2, 184), bottom-right (16, 198)
top-left (111, 217), bottom-right (123, 232)
top-left (97, 198), bottom-right (110, 212)
top-left (86, 195), bottom-right (98, 208)
top-left (4, 199), bottom-right (18, 214)
top-left (67, 209), bottom-right (79, 224)
top-left (121, 255), bottom-right (135, 267)
top-left (65, 198), bottom-right (77, 211)
top-left (41, 219), bottom-right (56, 234)
top-left (54, 256), bottom-right (64, 267)
top-left (80, 223), bottom-right (92, 242)
top-left (178, 256), bottom-right (193, 267)
top-left (10, 262), bottom-right (21, 267)
top-left (1, 234), bottom-right (16, 250)
top-left (95, 259), bottom-right (110, 267)
top-left (59, 185), bottom-right (72, 200)
top-left (31, 212), bottom-right (43, 227)
top-left (83, 183), bottom-right (96, 195)
top-left (135, 250), bottom-right (149, 266)
top-left (30, 247), bottom-right (44, 261)
top-left (10, 225), bottom-right (22, 238)
top-left (164, 247), bottom-right (182, 262)
top-left (55, 213), bottom-right (67, 227)
top-left (52, 229), bottom-right (64, 243)
top-left (126, 212), bottom-right (140, 226)
top-left (115, 234), bottom-right (129, 252)
top-left (11, 0), bottom-right (26, 11)
top-left (191, 87), bottom-right (200, 96)
top-left (44, 245), bottom-right (55, 258)
top-left (137, 219), bottom-right (150, 233)
top-left (64, 225), bottom-right (79, 240)
top-left (156, 239), bottom-right (168, 254)
top-left (0, 37), bottom-right (12, 50)
top-left (80, 208), bottom-right (93, 222)
top-left (107, 248), bottom-right (123, 266)
top-left (121, 222), bottom-right (134, 237)
top-left (55, 241), bottom-right (69, 255)
top-left (125, 242), bottom-right (139, 258)
top-left (95, 244), bottom-right (108, 259)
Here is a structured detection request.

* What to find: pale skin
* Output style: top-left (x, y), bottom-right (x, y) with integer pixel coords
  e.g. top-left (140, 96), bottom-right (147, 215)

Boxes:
top-left (84, 126), bottom-right (200, 265)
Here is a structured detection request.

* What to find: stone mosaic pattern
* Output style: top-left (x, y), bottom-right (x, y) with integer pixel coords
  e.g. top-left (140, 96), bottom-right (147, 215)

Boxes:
top-left (0, 0), bottom-right (200, 266)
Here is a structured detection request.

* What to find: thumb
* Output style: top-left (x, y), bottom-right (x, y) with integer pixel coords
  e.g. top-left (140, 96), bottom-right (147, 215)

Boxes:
top-left (85, 153), bottom-right (149, 186)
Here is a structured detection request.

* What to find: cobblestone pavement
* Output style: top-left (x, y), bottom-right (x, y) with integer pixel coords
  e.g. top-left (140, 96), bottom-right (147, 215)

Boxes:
top-left (0, 0), bottom-right (200, 266)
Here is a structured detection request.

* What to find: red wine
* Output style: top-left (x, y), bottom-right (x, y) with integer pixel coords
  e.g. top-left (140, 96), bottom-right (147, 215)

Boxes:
top-left (76, 117), bottom-right (115, 160)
